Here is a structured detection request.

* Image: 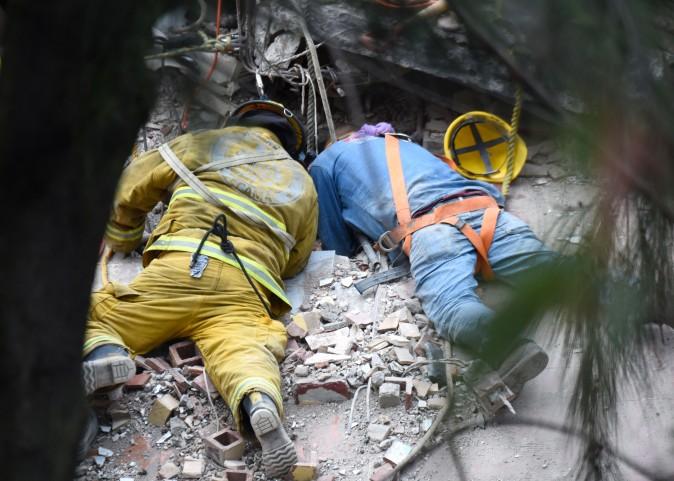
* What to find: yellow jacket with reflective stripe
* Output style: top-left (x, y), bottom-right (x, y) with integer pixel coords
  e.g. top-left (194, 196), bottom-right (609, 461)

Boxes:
top-left (104, 126), bottom-right (318, 311)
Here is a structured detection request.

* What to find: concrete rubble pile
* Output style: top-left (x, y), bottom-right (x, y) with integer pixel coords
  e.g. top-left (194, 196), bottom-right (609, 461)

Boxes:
top-left (78, 246), bottom-right (489, 481)
top-left (277, 251), bottom-right (489, 481)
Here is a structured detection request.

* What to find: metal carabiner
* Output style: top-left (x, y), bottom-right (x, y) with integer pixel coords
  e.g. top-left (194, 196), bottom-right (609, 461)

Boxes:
top-left (377, 231), bottom-right (399, 253)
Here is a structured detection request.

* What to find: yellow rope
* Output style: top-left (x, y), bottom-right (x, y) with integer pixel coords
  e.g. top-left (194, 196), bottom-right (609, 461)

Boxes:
top-left (100, 246), bottom-right (113, 286)
top-left (501, 83), bottom-right (523, 198)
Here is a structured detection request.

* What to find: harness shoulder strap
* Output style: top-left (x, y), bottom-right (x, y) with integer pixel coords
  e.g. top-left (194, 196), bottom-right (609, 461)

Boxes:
top-left (158, 143), bottom-right (296, 251)
top-left (385, 135), bottom-right (412, 227)
top-left (385, 135), bottom-right (414, 254)
top-left (159, 143), bottom-right (224, 209)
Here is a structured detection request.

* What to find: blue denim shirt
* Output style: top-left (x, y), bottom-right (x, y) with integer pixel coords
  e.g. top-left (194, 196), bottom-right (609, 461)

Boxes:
top-left (309, 136), bottom-right (505, 255)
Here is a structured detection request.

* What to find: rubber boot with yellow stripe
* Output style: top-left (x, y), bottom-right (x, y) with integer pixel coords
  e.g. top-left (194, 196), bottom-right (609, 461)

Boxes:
top-left (243, 391), bottom-right (297, 478)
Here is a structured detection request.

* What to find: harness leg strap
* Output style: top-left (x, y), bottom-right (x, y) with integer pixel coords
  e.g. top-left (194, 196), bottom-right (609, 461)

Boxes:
top-left (475, 206), bottom-right (499, 279)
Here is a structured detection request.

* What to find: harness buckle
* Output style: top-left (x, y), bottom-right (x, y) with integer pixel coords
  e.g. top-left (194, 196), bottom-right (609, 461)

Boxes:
top-left (453, 218), bottom-right (466, 230)
top-left (377, 231), bottom-right (399, 252)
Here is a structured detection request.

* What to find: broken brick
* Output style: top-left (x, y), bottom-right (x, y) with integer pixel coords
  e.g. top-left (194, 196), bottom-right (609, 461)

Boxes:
top-left (145, 357), bottom-right (172, 374)
top-left (370, 463), bottom-right (395, 481)
top-left (220, 470), bottom-right (253, 481)
top-left (148, 394), bottom-right (179, 426)
top-left (295, 379), bottom-right (351, 404)
top-left (194, 372), bottom-right (220, 399)
top-left (168, 340), bottom-right (203, 368)
top-left (286, 317), bottom-right (308, 338)
top-left (170, 369), bottom-right (190, 394)
top-left (413, 379), bottom-right (432, 398)
top-left (404, 379), bottom-right (414, 411)
top-left (124, 372), bottom-right (151, 391)
top-left (291, 450), bottom-right (318, 481)
top-left (133, 355), bottom-right (152, 371)
top-left (203, 428), bottom-right (245, 465)
top-left (185, 365), bottom-right (205, 378)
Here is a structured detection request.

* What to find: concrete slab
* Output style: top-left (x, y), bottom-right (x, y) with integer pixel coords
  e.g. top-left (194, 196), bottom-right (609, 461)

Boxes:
top-left (410, 327), bottom-right (674, 481)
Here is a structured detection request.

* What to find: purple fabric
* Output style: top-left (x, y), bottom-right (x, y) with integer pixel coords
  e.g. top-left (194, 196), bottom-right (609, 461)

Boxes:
top-left (345, 122), bottom-right (395, 142)
top-left (357, 122), bottom-right (394, 137)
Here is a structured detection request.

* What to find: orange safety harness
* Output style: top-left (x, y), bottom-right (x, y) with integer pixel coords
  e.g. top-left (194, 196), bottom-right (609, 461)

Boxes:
top-left (377, 134), bottom-right (501, 280)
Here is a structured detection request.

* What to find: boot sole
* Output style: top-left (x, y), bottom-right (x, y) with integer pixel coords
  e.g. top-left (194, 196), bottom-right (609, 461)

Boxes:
top-left (499, 343), bottom-right (549, 398)
top-left (251, 408), bottom-right (298, 478)
top-left (82, 356), bottom-right (135, 395)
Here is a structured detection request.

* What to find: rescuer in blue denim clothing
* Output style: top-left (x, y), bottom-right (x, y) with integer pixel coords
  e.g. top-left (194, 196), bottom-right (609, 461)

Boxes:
top-left (309, 126), bottom-right (556, 396)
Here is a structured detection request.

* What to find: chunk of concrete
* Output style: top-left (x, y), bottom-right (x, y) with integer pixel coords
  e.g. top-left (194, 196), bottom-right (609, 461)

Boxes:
top-left (303, 353), bottom-right (351, 365)
top-left (398, 322), bottom-right (420, 339)
top-left (393, 347), bottom-right (415, 365)
top-left (182, 457), bottom-right (204, 478)
top-left (305, 327), bottom-right (350, 351)
top-left (367, 423), bottom-right (391, 442)
top-left (148, 394), bottom-right (179, 426)
top-left (377, 315), bottom-right (399, 333)
top-left (158, 461), bottom-right (180, 479)
top-left (383, 440), bottom-right (413, 466)
top-left (379, 382), bottom-right (401, 408)
top-left (344, 311), bottom-right (372, 327)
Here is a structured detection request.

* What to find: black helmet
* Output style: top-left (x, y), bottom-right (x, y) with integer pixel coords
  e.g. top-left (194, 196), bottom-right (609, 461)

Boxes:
top-left (225, 100), bottom-right (306, 159)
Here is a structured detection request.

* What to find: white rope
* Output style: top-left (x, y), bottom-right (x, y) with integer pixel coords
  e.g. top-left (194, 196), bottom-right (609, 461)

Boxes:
top-left (203, 367), bottom-right (220, 432)
top-left (300, 21), bottom-right (336, 143)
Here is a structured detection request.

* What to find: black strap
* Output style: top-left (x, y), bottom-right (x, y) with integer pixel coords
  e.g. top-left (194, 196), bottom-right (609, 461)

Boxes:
top-left (354, 263), bottom-right (411, 294)
top-left (193, 214), bottom-right (273, 318)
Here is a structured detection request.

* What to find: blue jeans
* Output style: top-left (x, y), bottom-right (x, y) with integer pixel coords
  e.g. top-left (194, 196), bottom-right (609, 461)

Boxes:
top-left (409, 208), bottom-right (556, 358)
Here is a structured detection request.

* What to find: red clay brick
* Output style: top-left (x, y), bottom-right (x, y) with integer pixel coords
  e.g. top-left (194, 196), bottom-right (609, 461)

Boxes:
top-left (145, 357), bottom-right (172, 373)
top-left (203, 428), bottom-right (245, 465)
top-left (168, 340), bottom-right (204, 368)
top-left (124, 372), bottom-right (151, 391)
top-left (370, 463), bottom-right (395, 481)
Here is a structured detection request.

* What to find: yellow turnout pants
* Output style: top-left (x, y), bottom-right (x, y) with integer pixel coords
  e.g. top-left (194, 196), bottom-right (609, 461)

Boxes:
top-left (84, 252), bottom-right (287, 433)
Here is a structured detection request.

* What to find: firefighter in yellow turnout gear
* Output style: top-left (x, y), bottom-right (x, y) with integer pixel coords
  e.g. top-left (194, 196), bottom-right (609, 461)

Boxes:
top-left (81, 101), bottom-right (317, 477)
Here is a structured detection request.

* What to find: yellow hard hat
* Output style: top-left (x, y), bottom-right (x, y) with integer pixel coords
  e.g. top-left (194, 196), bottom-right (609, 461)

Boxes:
top-left (443, 111), bottom-right (527, 183)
